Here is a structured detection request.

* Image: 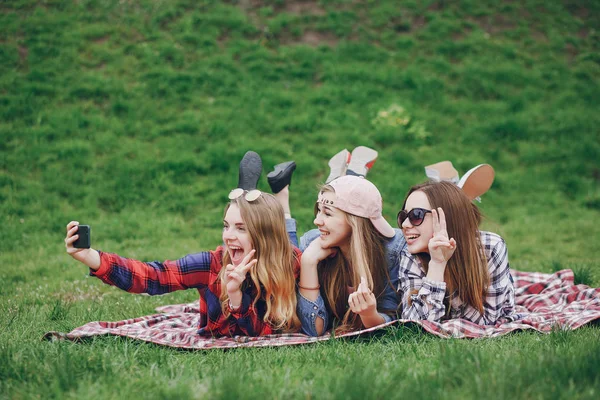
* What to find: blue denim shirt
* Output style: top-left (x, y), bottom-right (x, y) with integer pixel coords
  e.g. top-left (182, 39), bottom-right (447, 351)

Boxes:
top-left (288, 218), bottom-right (406, 336)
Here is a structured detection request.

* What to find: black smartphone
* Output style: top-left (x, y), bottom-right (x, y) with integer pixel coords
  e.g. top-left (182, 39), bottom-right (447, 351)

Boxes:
top-left (73, 225), bottom-right (91, 249)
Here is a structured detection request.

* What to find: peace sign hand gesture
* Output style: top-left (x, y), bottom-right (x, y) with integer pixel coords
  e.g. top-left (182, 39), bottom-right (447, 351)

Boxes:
top-left (224, 249), bottom-right (258, 295)
top-left (428, 207), bottom-right (457, 264)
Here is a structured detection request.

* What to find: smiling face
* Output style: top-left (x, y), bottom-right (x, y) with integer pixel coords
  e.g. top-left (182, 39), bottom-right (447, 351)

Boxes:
top-left (222, 204), bottom-right (253, 266)
top-left (313, 191), bottom-right (352, 253)
top-left (401, 190), bottom-right (434, 254)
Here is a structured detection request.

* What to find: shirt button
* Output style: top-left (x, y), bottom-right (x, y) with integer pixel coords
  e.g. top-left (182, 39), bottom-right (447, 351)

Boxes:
top-left (311, 313), bottom-right (315, 317)
top-left (313, 306), bottom-right (318, 310)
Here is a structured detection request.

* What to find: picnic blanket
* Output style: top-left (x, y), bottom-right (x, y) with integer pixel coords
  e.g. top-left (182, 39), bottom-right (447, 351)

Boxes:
top-left (43, 269), bottom-right (600, 349)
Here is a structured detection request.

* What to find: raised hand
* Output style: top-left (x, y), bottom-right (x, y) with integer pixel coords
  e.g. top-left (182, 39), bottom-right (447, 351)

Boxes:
top-left (65, 221), bottom-right (87, 257)
top-left (224, 249), bottom-right (257, 295)
top-left (428, 208), bottom-right (457, 264)
top-left (65, 221), bottom-right (99, 267)
top-left (348, 276), bottom-right (378, 318)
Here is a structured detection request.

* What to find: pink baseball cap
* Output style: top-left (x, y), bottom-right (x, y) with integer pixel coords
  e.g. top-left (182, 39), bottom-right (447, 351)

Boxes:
top-left (317, 175), bottom-right (396, 238)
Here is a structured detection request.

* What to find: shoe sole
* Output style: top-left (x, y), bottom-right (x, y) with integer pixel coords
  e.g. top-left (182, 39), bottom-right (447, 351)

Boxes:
top-left (458, 164), bottom-right (495, 200)
top-left (326, 149), bottom-right (350, 183)
top-left (238, 151), bottom-right (262, 190)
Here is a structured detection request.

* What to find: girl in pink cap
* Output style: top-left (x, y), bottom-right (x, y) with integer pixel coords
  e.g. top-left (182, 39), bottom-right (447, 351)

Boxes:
top-left (270, 167), bottom-right (405, 336)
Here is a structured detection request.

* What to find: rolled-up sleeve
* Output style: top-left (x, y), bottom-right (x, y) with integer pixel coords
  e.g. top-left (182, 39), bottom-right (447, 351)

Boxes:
top-left (285, 218), bottom-right (299, 247)
top-left (297, 291), bottom-right (329, 336)
top-left (379, 312), bottom-right (393, 323)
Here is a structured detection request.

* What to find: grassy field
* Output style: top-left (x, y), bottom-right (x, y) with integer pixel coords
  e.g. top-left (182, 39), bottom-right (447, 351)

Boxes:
top-left (1, 0), bottom-right (599, 398)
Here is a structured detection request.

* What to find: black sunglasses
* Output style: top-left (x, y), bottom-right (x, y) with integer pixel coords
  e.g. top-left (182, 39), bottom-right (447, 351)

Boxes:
top-left (397, 208), bottom-right (432, 227)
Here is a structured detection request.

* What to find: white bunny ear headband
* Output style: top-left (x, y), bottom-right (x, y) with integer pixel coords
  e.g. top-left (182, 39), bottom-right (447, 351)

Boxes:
top-left (424, 161), bottom-right (495, 202)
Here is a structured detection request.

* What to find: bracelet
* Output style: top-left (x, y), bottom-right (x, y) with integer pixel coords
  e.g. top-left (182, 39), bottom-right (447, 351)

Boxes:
top-left (298, 284), bottom-right (320, 291)
top-left (228, 300), bottom-right (241, 310)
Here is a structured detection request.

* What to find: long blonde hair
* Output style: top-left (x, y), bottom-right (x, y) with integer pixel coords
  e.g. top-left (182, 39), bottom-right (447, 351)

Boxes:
top-left (219, 193), bottom-right (301, 333)
top-left (403, 181), bottom-right (489, 314)
top-left (316, 186), bottom-right (392, 332)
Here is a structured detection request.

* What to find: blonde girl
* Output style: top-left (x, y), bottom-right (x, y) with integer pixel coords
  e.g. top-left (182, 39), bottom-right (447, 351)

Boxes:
top-left (65, 190), bottom-right (302, 336)
top-left (283, 176), bottom-right (405, 336)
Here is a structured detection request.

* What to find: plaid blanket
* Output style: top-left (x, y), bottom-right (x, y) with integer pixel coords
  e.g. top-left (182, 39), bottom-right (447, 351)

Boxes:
top-left (44, 269), bottom-right (600, 348)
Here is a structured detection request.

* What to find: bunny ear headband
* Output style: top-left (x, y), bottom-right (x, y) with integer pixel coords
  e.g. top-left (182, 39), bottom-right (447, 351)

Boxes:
top-left (424, 161), bottom-right (495, 202)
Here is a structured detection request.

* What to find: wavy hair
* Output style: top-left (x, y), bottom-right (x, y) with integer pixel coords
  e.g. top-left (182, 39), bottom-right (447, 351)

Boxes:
top-left (315, 185), bottom-right (393, 333)
top-left (402, 181), bottom-right (489, 314)
top-left (220, 193), bottom-right (301, 333)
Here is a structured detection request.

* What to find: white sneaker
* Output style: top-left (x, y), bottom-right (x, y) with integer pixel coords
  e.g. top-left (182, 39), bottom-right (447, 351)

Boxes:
top-left (346, 146), bottom-right (378, 177)
top-left (326, 149), bottom-right (351, 183)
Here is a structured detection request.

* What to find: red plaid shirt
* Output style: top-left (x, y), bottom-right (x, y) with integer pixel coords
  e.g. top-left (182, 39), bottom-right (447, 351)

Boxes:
top-left (92, 246), bottom-right (302, 337)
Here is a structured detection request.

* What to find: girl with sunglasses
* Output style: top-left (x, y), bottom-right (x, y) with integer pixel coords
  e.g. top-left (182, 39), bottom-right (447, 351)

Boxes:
top-left (64, 188), bottom-right (303, 337)
top-left (397, 180), bottom-right (519, 324)
top-left (270, 171), bottom-right (405, 336)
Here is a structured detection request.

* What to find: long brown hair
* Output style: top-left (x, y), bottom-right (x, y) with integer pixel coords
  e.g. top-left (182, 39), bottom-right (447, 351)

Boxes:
top-left (219, 193), bottom-right (301, 333)
top-left (403, 181), bottom-right (489, 314)
top-left (316, 186), bottom-right (392, 333)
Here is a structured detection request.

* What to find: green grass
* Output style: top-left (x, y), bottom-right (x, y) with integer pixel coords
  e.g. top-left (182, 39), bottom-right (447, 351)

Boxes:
top-left (1, 0), bottom-right (599, 398)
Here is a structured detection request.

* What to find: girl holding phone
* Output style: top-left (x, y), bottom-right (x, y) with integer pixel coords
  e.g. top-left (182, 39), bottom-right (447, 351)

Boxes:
top-left (65, 188), bottom-right (303, 337)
